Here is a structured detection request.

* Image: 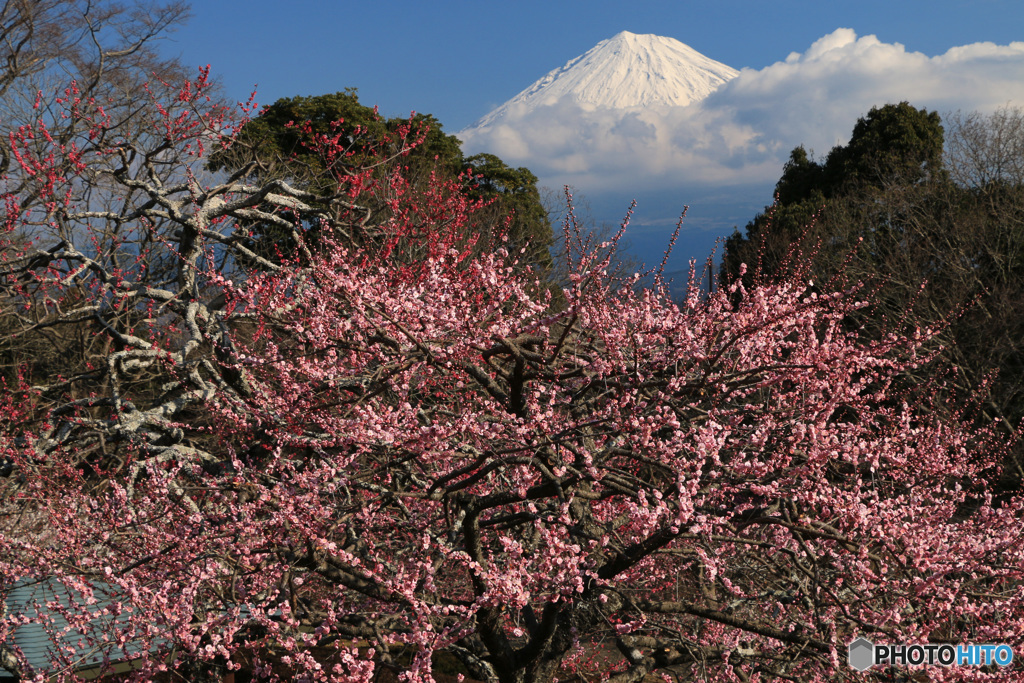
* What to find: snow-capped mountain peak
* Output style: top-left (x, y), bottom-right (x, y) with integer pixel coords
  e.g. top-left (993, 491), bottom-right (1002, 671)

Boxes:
top-left (464, 31), bottom-right (738, 131)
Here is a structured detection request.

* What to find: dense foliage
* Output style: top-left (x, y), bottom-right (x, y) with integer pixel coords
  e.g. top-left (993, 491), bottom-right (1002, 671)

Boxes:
top-left (722, 102), bottom-right (947, 283)
top-left (0, 76), bottom-right (1022, 683)
top-left (722, 103), bottom-right (1024, 487)
top-left (207, 90), bottom-right (554, 275)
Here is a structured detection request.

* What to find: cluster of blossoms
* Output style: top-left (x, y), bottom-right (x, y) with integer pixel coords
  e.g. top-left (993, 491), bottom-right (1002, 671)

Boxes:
top-left (0, 71), bottom-right (1021, 683)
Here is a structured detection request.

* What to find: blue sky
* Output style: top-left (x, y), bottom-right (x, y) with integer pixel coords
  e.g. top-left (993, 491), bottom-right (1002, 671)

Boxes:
top-left (165, 0), bottom-right (1023, 129)
top-left (162, 1), bottom-right (1024, 269)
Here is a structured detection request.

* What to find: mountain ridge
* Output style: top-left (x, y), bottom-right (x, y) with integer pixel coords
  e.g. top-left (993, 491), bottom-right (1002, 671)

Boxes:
top-left (462, 31), bottom-right (739, 132)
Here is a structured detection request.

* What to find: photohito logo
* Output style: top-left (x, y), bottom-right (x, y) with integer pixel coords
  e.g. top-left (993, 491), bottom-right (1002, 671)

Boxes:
top-left (848, 637), bottom-right (1014, 671)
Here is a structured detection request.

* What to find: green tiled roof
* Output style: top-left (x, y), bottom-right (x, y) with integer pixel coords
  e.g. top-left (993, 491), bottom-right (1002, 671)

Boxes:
top-left (1, 577), bottom-right (148, 679)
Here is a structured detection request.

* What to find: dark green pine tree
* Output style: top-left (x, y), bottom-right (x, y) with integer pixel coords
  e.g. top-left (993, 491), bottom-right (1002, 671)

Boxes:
top-left (208, 90), bottom-right (553, 275)
top-left (721, 102), bottom-right (945, 285)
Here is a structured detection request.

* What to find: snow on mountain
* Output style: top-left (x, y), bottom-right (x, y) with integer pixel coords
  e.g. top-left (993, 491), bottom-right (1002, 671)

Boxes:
top-left (463, 31), bottom-right (738, 131)
top-left (454, 28), bottom-right (1024, 276)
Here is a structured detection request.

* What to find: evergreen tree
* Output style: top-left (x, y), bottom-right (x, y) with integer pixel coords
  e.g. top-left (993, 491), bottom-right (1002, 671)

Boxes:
top-left (209, 90), bottom-right (554, 273)
top-left (721, 103), bottom-right (1024, 487)
top-left (721, 102), bottom-right (945, 284)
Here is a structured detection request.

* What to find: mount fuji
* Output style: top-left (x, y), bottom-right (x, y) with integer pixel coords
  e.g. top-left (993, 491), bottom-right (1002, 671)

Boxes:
top-left (460, 31), bottom-right (738, 133)
top-left (456, 31), bottom-right (753, 290)
top-left (455, 29), bottom-right (1024, 274)
top-left (456, 31), bottom-right (760, 279)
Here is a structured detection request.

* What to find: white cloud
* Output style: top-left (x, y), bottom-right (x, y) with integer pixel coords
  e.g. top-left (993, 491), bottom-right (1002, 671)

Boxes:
top-left (458, 29), bottom-right (1024, 194)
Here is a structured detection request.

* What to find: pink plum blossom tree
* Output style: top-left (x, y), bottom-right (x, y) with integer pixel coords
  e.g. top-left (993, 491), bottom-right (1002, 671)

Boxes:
top-left (0, 73), bottom-right (1022, 683)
